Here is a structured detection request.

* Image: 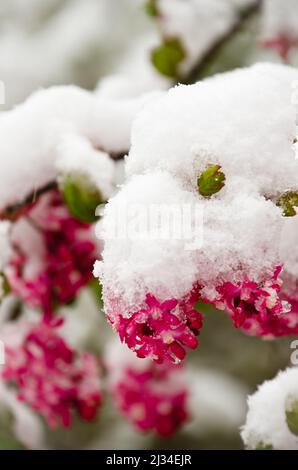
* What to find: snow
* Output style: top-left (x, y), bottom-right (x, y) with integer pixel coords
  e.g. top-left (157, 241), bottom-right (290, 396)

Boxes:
top-left (242, 367), bottom-right (298, 450)
top-left (0, 84), bottom-right (158, 211)
top-left (98, 64), bottom-right (298, 320)
top-left (0, 0), bottom-right (154, 107)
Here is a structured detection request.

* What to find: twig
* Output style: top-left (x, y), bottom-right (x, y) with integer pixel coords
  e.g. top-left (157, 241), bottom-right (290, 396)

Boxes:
top-left (180, 0), bottom-right (262, 85)
top-left (0, 181), bottom-right (58, 221)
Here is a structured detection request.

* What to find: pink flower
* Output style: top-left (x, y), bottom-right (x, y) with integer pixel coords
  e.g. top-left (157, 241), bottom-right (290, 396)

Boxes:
top-left (112, 362), bottom-right (188, 437)
top-left (113, 288), bottom-right (203, 364)
top-left (202, 266), bottom-right (298, 338)
top-left (6, 190), bottom-right (97, 317)
top-left (261, 35), bottom-right (298, 62)
top-left (2, 318), bottom-right (102, 428)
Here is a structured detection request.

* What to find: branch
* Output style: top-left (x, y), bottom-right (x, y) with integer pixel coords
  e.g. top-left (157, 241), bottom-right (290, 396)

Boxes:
top-left (0, 181), bottom-right (58, 221)
top-left (180, 0), bottom-right (262, 85)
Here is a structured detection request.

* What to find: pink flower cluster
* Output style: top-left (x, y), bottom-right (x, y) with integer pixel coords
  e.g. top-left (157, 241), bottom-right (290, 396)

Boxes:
top-left (112, 363), bottom-right (188, 437)
top-left (261, 35), bottom-right (298, 62)
top-left (115, 289), bottom-right (203, 364)
top-left (203, 266), bottom-right (298, 338)
top-left (6, 190), bottom-right (97, 317)
top-left (108, 265), bottom-right (298, 363)
top-left (2, 318), bottom-right (102, 428)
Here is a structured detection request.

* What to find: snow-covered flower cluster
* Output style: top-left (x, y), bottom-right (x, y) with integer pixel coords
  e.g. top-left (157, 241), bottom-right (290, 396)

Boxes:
top-left (1, 0), bottom-right (298, 451)
top-left (97, 63), bottom-right (298, 363)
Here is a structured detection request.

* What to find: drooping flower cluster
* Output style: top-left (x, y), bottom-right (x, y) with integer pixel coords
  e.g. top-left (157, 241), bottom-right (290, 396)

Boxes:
top-left (116, 291), bottom-right (203, 364)
top-left (105, 340), bottom-right (188, 437)
top-left (2, 318), bottom-right (102, 428)
top-left (201, 266), bottom-right (298, 338)
top-left (113, 364), bottom-right (188, 436)
top-left (5, 190), bottom-right (97, 317)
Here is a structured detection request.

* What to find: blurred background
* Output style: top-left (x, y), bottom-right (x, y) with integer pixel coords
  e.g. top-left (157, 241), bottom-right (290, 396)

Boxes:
top-left (0, 0), bottom-right (297, 450)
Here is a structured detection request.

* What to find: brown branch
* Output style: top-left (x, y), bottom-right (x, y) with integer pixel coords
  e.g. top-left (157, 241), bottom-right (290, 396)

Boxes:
top-left (0, 152), bottom-right (126, 221)
top-left (180, 0), bottom-right (262, 85)
top-left (0, 181), bottom-right (58, 221)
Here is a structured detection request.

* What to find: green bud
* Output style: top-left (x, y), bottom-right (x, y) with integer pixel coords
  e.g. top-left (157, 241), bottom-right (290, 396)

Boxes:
top-left (197, 165), bottom-right (226, 197)
top-left (286, 399), bottom-right (298, 436)
top-left (145, 0), bottom-right (158, 17)
top-left (1, 274), bottom-right (11, 297)
top-left (276, 191), bottom-right (298, 217)
top-left (61, 176), bottom-right (104, 224)
top-left (151, 37), bottom-right (185, 78)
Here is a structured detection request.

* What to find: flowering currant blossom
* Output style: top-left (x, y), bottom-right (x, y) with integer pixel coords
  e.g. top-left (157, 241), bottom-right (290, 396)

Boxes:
top-left (1, 317), bottom-right (102, 428)
top-left (105, 340), bottom-right (188, 436)
top-left (5, 190), bottom-right (97, 317)
top-left (96, 63), bottom-right (298, 362)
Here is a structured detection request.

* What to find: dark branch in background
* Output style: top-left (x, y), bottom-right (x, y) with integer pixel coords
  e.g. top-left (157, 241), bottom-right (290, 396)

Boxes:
top-left (180, 0), bottom-right (262, 85)
top-left (0, 181), bottom-right (58, 221)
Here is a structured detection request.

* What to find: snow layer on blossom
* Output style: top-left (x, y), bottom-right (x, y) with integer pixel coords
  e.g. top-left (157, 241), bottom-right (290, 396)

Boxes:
top-left (127, 63), bottom-right (298, 192)
top-left (96, 171), bottom-right (201, 311)
top-left (157, 0), bottom-right (258, 74)
top-left (241, 367), bottom-right (298, 450)
top-left (98, 63), bottom-right (298, 359)
top-left (100, 64), bottom-right (298, 301)
top-left (0, 84), bottom-right (158, 211)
